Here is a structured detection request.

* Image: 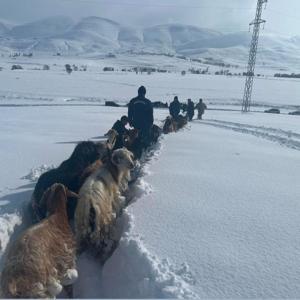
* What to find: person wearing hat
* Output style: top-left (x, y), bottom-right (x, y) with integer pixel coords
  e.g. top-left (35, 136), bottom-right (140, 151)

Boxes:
top-left (187, 98), bottom-right (195, 121)
top-left (128, 86), bottom-right (154, 152)
top-left (169, 96), bottom-right (181, 120)
top-left (195, 98), bottom-right (207, 120)
top-left (112, 115), bottom-right (129, 149)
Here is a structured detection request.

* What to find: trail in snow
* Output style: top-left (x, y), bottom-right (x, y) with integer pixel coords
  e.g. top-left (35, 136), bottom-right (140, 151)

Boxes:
top-left (73, 137), bottom-right (197, 299)
top-left (0, 127), bottom-right (196, 299)
top-left (200, 119), bottom-right (300, 151)
top-left (1, 102), bottom-right (299, 298)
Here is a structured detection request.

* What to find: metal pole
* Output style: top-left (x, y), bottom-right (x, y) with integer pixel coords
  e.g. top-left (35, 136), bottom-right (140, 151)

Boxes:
top-left (242, 0), bottom-right (268, 112)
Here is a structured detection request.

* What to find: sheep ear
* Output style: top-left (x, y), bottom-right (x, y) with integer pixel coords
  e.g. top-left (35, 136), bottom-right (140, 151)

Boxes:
top-left (107, 141), bottom-right (114, 150)
top-left (41, 187), bottom-right (53, 208)
top-left (112, 152), bottom-right (121, 165)
top-left (66, 189), bottom-right (79, 199)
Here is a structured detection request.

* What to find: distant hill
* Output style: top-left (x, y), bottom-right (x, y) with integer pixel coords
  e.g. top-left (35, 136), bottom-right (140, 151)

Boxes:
top-left (0, 22), bottom-right (9, 36)
top-left (9, 16), bottom-right (74, 39)
top-left (1, 16), bottom-right (300, 70)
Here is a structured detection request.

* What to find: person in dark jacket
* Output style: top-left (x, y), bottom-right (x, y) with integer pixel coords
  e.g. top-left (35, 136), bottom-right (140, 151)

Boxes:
top-left (112, 115), bottom-right (129, 149)
top-left (195, 99), bottom-right (207, 120)
top-left (169, 96), bottom-right (181, 119)
top-left (187, 99), bottom-right (195, 121)
top-left (128, 86), bottom-right (154, 149)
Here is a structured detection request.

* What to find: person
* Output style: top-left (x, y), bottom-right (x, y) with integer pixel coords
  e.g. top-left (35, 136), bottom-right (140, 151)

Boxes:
top-left (169, 96), bottom-right (181, 119)
top-left (112, 115), bottom-right (129, 149)
top-left (195, 99), bottom-right (207, 120)
top-left (128, 86), bottom-right (154, 150)
top-left (187, 98), bottom-right (195, 121)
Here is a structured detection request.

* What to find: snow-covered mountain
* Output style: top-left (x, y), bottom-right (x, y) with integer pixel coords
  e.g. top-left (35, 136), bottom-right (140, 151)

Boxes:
top-left (9, 16), bottom-right (74, 39)
top-left (0, 22), bottom-right (9, 37)
top-left (1, 16), bottom-right (300, 69)
top-left (143, 24), bottom-right (221, 51)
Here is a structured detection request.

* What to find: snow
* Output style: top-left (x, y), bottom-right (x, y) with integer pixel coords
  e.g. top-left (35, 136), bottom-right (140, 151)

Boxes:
top-left (1, 16), bottom-right (300, 71)
top-left (0, 56), bottom-right (300, 109)
top-left (128, 114), bottom-right (300, 297)
top-left (0, 54), bottom-right (299, 298)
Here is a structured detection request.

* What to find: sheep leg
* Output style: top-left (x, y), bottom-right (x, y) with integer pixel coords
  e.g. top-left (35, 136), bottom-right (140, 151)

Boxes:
top-left (61, 269), bottom-right (78, 286)
top-left (47, 278), bottom-right (63, 298)
top-left (64, 285), bottom-right (73, 299)
top-left (97, 239), bottom-right (119, 265)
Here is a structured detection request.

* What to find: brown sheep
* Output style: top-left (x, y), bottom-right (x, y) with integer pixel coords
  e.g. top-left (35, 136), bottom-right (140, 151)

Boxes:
top-left (151, 124), bottom-right (162, 143)
top-left (75, 148), bottom-right (135, 263)
top-left (104, 128), bottom-right (118, 149)
top-left (163, 116), bottom-right (177, 134)
top-left (1, 184), bottom-right (78, 299)
top-left (163, 115), bottom-right (187, 134)
top-left (176, 114), bottom-right (188, 129)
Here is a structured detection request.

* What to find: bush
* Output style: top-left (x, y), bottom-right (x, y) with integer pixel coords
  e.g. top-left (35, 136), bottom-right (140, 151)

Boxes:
top-left (103, 67), bottom-right (114, 72)
top-left (264, 108), bottom-right (280, 114)
top-left (43, 64), bottom-right (50, 70)
top-left (11, 65), bottom-right (23, 70)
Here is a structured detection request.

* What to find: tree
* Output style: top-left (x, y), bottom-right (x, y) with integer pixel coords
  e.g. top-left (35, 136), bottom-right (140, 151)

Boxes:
top-left (11, 65), bottom-right (23, 70)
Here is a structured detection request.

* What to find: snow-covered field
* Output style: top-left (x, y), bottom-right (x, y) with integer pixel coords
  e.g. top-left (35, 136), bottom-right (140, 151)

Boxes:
top-left (1, 55), bottom-right (300, 111)
top-left (0, 57), bottom-right (299, 298)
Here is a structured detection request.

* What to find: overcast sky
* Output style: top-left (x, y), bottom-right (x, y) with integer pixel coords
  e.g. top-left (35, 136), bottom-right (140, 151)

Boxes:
top-left (0, 0), bottom-right (299, 36)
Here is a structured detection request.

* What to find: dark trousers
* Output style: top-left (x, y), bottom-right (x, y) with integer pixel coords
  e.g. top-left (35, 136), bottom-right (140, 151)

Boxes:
top-left (133, 126), bottom-right (152, 158)
top-left (188, 113), bottom-right (194, 121)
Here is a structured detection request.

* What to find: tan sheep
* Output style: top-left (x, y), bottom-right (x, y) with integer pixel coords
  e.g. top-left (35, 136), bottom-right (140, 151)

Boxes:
top-left (1, 184), bottom-right (78, 298)
top-left (75, 148), bottom-right (134, 262)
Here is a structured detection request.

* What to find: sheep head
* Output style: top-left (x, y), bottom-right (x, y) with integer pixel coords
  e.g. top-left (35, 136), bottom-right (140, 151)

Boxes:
top-left (123, 129), bottom-right (139, 148)
top-left (95, 141), bottom-right (111, 160)
top-left (42, 183), bottom-right (78, 216)
top-left (111, 148), bottom-right (135, 170)
top-left (104, 128), bottom-right (118, 150)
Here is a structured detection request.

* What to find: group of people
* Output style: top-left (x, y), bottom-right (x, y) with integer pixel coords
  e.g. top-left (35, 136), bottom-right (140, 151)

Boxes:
top-left (170, 96), bottom-right (207, 121)
top-left (111, 86), bottom-right (207, 154)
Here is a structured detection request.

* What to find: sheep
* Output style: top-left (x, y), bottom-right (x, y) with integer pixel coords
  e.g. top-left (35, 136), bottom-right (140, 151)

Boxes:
top-left (123, 128), bottom-right (139, 157)
top-left (163, 115), bottom-right (187, 134)
top-left (75, 148), bottom-right (135, 262)
top-left (150, 124), bottom-right (162, 143)
top-left (176, 114), bottom-right (188, 129)
top-left (77, 129), bottom-right (119, 188)
top-left (31, 137), bottom-right (116, 222)
top-left (1, 183), bottom-right (78, 299)
top-left (104, 128), bottom-right (118, 149)
top-left (163, 116), bottom-right (177, 134)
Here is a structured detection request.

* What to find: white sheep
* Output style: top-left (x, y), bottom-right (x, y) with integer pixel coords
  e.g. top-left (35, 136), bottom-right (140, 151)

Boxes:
top-left (75, 148), bottom-right (134, 262)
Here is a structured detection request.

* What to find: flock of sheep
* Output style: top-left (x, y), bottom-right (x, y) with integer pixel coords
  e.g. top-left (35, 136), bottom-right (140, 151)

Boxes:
top-left (0, 115), bottom-right (187, 299)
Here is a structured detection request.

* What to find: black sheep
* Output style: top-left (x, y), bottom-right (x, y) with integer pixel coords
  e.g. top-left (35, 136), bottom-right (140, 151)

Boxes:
top-left (31, 141), bottom-right (110, 222)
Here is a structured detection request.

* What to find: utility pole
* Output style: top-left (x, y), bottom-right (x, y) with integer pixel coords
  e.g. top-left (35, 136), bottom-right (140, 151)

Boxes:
top-left (242, 0), bottom-right (268, 112)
